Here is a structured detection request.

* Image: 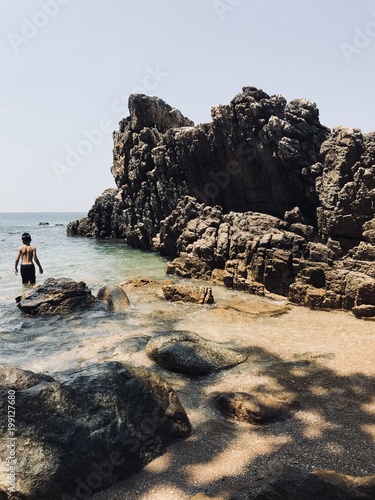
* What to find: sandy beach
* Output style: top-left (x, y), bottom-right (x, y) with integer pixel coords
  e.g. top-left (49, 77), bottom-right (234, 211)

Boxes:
top-left (90, 285), bottom-right (375, 500)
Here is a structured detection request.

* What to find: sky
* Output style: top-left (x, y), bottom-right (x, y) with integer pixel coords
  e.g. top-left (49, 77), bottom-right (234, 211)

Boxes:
top-left (1, 0), bottom-right (374, 212)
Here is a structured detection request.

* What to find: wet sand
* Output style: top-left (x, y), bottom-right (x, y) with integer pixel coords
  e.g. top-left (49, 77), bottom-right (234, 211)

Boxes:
top-left (87, 281), bottom-right (375, 499)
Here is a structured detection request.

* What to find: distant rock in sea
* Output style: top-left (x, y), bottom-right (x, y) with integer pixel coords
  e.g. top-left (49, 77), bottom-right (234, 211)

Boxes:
top-left (67, 87), bottom-right (375, 317)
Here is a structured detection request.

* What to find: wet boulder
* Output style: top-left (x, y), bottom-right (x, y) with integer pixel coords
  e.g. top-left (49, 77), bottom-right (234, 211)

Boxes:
top-left (15, 277), bottom-right (99, 315)
top-left (0, 362), bottom-right (191, 500)
top-left (146, 330), bottom-right (247, 376)
top-left (97, 284), bottom-right (131, 312)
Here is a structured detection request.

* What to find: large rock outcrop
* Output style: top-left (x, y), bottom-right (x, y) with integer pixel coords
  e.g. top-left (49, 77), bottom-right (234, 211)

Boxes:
top-left (67, 88), bottom-right (374, 316)
top-left (67, 88), bottom-right (329, 245)
top-left (0, 362), bottom-right (190, 499)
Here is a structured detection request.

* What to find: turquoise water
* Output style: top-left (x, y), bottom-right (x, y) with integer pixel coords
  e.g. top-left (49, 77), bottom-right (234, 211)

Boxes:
top-left (0, 212), bottom-right (169, 370)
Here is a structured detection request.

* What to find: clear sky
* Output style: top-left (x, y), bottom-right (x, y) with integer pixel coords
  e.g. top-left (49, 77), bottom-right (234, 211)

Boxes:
top-left (1, 0), bottom-right (374, 212)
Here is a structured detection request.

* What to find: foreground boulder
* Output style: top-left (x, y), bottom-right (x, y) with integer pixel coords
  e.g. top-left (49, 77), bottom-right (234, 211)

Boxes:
top-left (146, 330), bottom-right (247, 376)
top-left (0, 362), bottom-right (191, 499)
top-left (15, 277), bottom-right (99, 315)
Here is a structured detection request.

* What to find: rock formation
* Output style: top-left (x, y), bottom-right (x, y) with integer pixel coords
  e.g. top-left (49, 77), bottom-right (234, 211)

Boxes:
top-left (67, 88), bottom-right (374, 316)
top-left (0, 362), bottom-right (190, 499)
top-left (16, 277), bottom-right (99, 315)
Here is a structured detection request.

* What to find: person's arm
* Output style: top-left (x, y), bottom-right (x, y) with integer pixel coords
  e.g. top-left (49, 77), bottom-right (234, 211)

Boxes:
top-left (33, 248), bottom-right (43, 274)
top-left (15, 248), bottom-right (21, 275)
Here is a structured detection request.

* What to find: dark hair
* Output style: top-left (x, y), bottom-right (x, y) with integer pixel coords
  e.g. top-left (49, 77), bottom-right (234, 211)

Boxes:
top-left (22, 233), bottom-right (31, 243)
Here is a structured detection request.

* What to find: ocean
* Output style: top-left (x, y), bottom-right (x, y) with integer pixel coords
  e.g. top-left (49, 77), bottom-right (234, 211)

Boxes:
top-left (0, 212), bottom-right (170, 372)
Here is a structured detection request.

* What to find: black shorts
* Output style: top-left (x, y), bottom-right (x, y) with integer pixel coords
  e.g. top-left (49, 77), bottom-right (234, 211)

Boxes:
top-left (21, 264), bottom-right (36, 284)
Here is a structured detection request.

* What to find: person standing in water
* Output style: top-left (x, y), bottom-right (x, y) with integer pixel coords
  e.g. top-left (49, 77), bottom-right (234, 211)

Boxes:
top-left (15, 233), bottom-right (43, 284)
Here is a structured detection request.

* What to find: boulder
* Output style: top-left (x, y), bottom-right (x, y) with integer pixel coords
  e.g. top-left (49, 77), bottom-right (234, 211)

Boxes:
top-left (215, 392), bottom-right (296, 425)
top-left (97, 284), bottom-right (131, 312)
top-left (15, 277), bottom-right (99, 315)
top-left (247, 470), bottom-right (375, 500)
top-left (0, 362), bottom-right (191, 499)
top-left (146, 330), bottom-right (247, 376)
top-left (157, 284), bottom-right (215, 304)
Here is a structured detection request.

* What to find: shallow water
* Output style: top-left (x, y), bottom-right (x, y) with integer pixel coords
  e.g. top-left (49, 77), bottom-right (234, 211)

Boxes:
top-left (2, 213), bottom-right (375, 499)
top-left (1, 213), bottom-right (374, 378)
top-left (0, 212), bottom-right (170, 371)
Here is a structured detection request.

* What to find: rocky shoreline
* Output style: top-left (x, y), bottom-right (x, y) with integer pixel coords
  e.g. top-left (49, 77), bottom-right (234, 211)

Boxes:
top-left (66, 87), bottom-right (375, 318)
top-left (2, 277), bottom-right (375, 499)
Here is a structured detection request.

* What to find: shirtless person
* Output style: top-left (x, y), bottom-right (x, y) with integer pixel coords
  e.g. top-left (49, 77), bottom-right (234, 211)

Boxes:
top-left (15, 233), bottom-right (43, 284)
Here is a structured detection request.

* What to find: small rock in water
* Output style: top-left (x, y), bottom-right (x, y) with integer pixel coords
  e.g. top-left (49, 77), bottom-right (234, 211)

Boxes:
top-left (157, 284), bottom-right (215, 304)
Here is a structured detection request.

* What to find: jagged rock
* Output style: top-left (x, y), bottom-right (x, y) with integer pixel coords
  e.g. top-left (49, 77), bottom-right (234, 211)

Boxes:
top-left (146, 331), bottom-right (247, 376)
top-left (67, 88), bottom-right (374, 316)
top-left (215, 392), bottom-right (296, 425)
top-left (316, 127), bottom-right (375, 250)
top-left (157, 284), bottom-right (215, 304)
top-left (69, 89), bottom-right (328, 247)
top-left (67, 188), bottom-right (124, 238)
top-left (97, 284), bottom-right (131, 312)
top-left (15, 277), bottom-right (99, 315)
top-left (245, 470), bottom-right (375, 500)
top-left (363, 217), bottom-right (375, 244)
top-left (0, 362), bottom-right (191, 500)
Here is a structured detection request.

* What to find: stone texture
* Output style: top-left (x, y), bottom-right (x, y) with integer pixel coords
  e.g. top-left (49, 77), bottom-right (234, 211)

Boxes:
top-left (316, 128), bottom-right (375, 250)
top-left (68, 88), bottom-right (329, 246)
top-left (97, 284), bottom-right (131, 312)
top-left (157, 284), bottom-right (215, 304)
top-left (67, 88), bottom-right (374, 316)
top-left (15, 277), bottom-right (99, 315)
top-left (244, 470), bottom-right (375, 500)
top-left (215, 392), bottom-right (296, 425)
top-left (146, 331), bottom-right (247, 376)
top-left (0, 362), bottom-right (190, 499)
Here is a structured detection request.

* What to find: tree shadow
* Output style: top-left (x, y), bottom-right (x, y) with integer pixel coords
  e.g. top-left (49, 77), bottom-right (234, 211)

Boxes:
top-left (92, 344), bottom-right (375, 499)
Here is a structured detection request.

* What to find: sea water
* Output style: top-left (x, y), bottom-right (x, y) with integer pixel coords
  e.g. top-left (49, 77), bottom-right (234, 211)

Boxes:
top-left (0, 212), bottom-right (170, 372)
top-left (2, 212), bottom-right (372, 380)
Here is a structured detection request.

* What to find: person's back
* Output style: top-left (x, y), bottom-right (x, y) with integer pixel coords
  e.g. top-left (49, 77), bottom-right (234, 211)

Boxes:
top-left (15, 233), bottom-right (43, 284)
